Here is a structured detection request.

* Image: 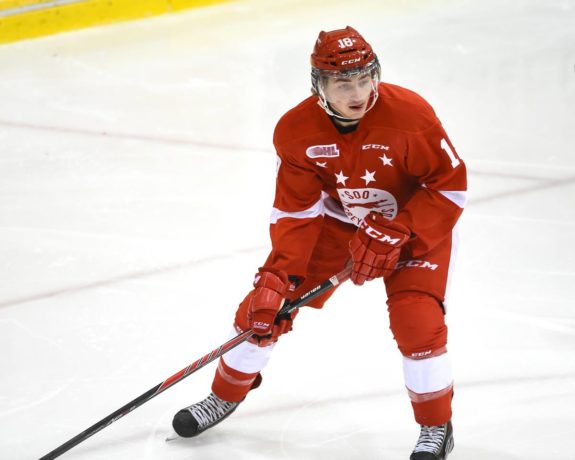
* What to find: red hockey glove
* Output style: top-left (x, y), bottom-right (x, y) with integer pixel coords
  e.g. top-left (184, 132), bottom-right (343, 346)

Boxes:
top-left (258, 309), bottom-right (297, 347)
top-left (248, 268), bottom-right (290, 343)
top-left (349, 211), bottom-right (410, 285)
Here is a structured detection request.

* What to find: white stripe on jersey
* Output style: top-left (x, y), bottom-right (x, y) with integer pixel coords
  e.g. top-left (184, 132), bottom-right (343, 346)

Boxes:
top-left (270, 198), bottom-right (324, 224)
top-left (443, 222), bottom-right (460, 310)
top-left (439, 190), bottom-right (467, 208)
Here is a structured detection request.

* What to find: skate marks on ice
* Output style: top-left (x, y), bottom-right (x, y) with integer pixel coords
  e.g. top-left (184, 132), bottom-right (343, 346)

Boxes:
top-left (27, 361), bottom-right (575, 459)
top-left (459, 372), bottom-right (575, 390)
top-left (0, 380), bottom-right (71, 419)
top-left (464, 159), bottom-right (575, 208)
top-left (159, 386), bottom-right (408, 460)
top-left (0, 318), bottom-right (77, 418)
top-left (469, 173), bottom-right (575, 206)
top-left (0, 244), bottom-right (266, 310)
top-left (453, 447), bottom-right (523, 460)
top-left (2, 158), bottom-right (568, 311)
top-left (0, 119), bottom-right (270, 153)
top-left (164, 373), bottom-right (575, 460)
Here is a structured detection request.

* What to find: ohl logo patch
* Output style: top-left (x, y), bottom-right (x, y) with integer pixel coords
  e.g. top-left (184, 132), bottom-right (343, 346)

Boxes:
top-left (306, 144), bottom-right (340, 158)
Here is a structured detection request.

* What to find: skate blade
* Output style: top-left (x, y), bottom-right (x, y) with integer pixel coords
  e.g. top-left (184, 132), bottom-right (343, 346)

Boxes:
top-left (165, 431), bottom-right (180, 442)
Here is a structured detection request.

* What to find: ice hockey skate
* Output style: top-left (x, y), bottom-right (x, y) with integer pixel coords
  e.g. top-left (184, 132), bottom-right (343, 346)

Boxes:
top-left (171, 392), bottom-right (240, 438)
top-left (410, 421), bottom-right (454, 460)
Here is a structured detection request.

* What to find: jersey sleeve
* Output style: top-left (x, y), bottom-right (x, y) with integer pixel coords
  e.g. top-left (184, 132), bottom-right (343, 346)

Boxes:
top-left (263, 137), bottom-right (325, 280)
top-left (394, 121), bottom-right (467, 256)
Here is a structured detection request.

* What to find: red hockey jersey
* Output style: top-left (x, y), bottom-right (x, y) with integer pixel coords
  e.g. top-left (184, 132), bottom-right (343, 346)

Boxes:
top-left (266, 82), bottom-right (467, 279)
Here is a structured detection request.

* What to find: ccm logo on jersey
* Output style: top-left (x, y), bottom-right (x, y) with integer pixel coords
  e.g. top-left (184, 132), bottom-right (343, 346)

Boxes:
top-left (306, 144), bottom-right (340, 158)
top-left (362, 144), bottom-right (390, 150)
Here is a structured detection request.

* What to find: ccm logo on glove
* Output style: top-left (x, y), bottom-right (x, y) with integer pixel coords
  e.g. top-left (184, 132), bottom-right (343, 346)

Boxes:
top-left (252, 321), bottom-right (271, 330)
top-left (349, 212), bottom-right (411, 285)
top-left (248, 269), bottom-right (289, 341)
top-left (361, 220), bottom-right (406, 246)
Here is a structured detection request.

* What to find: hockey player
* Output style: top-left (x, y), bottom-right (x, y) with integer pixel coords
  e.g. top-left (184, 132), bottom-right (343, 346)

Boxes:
top-left (173, 26), bottom-right (466, 460)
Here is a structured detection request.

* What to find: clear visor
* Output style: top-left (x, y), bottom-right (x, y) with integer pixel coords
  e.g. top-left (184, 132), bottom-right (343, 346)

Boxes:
top-left (318, 69), bottom-right (377, 104)
top-left (313, 59), bottom-right (380, 121)
top-left (317, 58), bottom-right (380, 81)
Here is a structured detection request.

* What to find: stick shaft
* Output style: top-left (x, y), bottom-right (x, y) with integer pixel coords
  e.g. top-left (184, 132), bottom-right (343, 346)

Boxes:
top-left (39, 265), bottom-right (350, 459)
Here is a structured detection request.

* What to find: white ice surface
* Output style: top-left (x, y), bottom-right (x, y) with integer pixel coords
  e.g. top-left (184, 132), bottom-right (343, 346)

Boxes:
top-left (1, 0), bottom-right (574, 459)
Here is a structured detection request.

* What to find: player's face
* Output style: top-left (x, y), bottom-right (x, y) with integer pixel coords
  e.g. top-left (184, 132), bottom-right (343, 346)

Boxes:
top-left (322, 72), bottom-right (374, 121)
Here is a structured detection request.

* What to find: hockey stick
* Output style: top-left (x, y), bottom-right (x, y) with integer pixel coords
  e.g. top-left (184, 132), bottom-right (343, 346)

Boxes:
top-left (39, 265), bottom-right (351, 460)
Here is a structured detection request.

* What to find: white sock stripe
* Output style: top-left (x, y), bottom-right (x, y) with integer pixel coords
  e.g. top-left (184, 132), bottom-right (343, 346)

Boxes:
top-left (217, 362), bottom-right (257, 387)
top-left (403, 352), bottom-right (453, 394)
top-left (222, 328), bottom-right (275, 373)
top-left (407, 383), bottom-right (453, 403)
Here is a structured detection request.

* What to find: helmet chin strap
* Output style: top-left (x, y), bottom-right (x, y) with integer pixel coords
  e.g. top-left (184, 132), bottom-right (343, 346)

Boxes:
top-left (326, 103), bottom-right (361, 123)
top-left (317, 80), bottom-right (379, 123)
